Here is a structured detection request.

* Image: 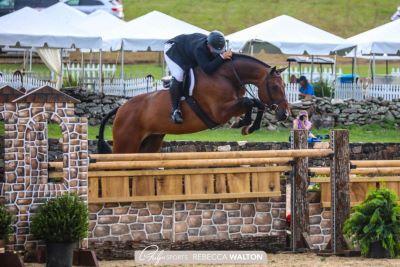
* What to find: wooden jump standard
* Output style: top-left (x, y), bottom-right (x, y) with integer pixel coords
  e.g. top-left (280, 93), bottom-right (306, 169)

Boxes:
top-left (290, 129), bottom-right (350, 254)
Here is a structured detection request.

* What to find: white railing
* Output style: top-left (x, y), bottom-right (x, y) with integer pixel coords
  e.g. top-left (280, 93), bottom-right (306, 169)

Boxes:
top-left (334, 83), bottom-right (400, 101)
top-left (63, 63), bottom-right (117, 85)
top-left (94, 77), bottom-right (163, 97)
top-left (245, 83), bottom-right (300, 104)
top-left (0, 72), bottom-right (56, 90)
top-left (285, 83), bottom-right (300, 103)
top-left (282, 67), bottom-right (342, 83)
top-left (391, 68), bottom-right (400, 77)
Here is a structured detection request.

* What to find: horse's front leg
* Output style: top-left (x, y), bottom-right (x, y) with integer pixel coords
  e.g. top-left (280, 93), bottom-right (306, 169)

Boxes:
top-left (230, 108), bottom-right (252, 128)
top-left (246, 99), bottom-right (265, 134)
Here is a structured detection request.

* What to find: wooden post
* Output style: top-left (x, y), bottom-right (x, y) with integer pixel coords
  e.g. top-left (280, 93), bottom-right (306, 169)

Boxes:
top-left (330, 129), bottom-right (350, 254)
top-left (291, 130), bottom-right (309, 251)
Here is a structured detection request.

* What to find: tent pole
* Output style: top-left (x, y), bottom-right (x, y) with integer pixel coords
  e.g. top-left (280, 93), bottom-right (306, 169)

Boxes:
top-left (99, 49), bottom-right (103, 94)
top-left (372, 53), bottom-right (376, 83)
top-left (332, 54), bottom-right (337, 99)
top-left (386, 60), bottom-right (388, 76)
top-left (310, 55), bottom-right (314, 83)
top-left (121, 43), bottom-right (125, 96)
top-left (29, 49), bottom-right (32, 72)
top-left (161, 51), bottom-right (165, 78)
top-left (250, 41), bottom-right (254, 56)
top-left (60, 48), bottom-right (63, 90)
top-left (81, 51), bottom-right (84, 88)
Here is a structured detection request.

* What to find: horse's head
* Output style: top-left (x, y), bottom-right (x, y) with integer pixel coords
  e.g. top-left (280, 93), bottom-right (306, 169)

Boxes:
top-left (261, 66), bottom-right (290, 121)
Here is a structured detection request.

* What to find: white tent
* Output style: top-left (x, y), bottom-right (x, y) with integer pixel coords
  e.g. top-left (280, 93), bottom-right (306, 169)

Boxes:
top-left (336, 19), bottom-right (400, 55)
top-left (0, 4), bottom-right (102, 89)
top-left (40, 2), bottom-right (87, 25)
top-left (227, 15), bottom-right (345, 55)
top-left (109, 10), bottom-right (209, 51)
top-left (81, 10), bottom-right (126, 51)
top-left (0, 5), bottom-right (102, 49)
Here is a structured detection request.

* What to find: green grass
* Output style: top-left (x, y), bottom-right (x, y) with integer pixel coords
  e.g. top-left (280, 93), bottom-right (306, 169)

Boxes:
top-left (0, 63), bottom-right (165, 80)
top-left (3, 62), bottom-right (400, 80)
top-left (43, 122), bottom-right (400, 143)
top-left (123, 0), bottom-right (397, 38)
top-left (2, 121), bottom-right (399, 143)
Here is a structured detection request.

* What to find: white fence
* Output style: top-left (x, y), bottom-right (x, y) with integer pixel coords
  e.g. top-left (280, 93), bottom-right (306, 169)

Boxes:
top-left (0, 71), bottom-right (56, 90)
top-left (334, 83), bottom-right (400, 101)
top-left (281, 66), bottom-right (343, 83)
top-left (63, 63), bottom-right (117, 83)
top-left (391, 68), bottom-right (400, 77)
top-left (94, 77), bottom-right (163, 97)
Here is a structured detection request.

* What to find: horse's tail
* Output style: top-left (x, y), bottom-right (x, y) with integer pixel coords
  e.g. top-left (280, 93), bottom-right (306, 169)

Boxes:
top-left (97, 107), bottom-right (119, 154)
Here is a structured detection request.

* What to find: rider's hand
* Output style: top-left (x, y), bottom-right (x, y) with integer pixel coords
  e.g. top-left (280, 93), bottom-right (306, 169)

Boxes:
top-left (222, 50), bottom-right (233, 59)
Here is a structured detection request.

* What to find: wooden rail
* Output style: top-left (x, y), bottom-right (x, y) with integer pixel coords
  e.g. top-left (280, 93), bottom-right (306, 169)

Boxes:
top-left (311, 162), bottom-right (400, 208)
top-left (89, 149), bottom-right (333, 161)
top-left (50, 148), bottom-right (319, 203)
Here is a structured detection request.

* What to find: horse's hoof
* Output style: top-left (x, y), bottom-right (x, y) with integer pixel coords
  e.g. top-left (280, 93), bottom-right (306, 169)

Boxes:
top-left (241, 126), bottom-right (251, 135)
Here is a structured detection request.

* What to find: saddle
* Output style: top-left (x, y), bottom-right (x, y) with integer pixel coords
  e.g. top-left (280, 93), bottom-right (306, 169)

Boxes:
top-left (162, 69), bottom-right (219, 129)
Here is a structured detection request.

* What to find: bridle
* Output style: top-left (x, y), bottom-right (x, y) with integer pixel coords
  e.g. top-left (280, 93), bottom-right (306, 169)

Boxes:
top-left (230, 61), bottom-right (287, 111)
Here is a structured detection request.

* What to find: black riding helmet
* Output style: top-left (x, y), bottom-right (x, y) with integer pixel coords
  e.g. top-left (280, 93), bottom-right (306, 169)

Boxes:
top-left (207, 30), bottom-right (226, 54)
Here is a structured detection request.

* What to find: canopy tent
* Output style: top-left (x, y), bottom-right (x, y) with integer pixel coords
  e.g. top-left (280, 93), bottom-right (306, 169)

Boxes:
top-left (81, 10), bottom-right (126, 51)
top-left (0, 6), bottom-right (101, 49)
top-left (40, 2), bottom-right (87, 25)
top-left (107, 10), bottom-right (209, 51)
top-left (336, 19), bottom-right (400, 55)
top-left (0, 4), bottom-right (102, 88)
top-left (227, 15), bottom-right (345, 55)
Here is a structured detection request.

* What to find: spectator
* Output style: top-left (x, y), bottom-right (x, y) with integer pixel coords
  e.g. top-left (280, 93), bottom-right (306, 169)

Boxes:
top-left (289, 74), bottom-right (297, 84)
top-left (297, 76), bottom-right (315, 99)
top-left (292, 110), bottom-right (317, 139)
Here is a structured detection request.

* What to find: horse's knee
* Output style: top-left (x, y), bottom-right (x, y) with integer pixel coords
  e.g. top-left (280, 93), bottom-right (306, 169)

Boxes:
top-left (240, 97), bottom-right (254, 109)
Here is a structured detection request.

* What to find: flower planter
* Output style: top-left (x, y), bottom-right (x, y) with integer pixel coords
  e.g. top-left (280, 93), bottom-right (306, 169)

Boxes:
top-left (367, 241), bottom-right (391, 258)
top-left (46, 242), bottom-right (75, 267)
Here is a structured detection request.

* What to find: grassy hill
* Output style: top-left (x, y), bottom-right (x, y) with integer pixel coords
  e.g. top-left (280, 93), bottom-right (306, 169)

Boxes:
top-left (123, 0), bottom-right (397, 38)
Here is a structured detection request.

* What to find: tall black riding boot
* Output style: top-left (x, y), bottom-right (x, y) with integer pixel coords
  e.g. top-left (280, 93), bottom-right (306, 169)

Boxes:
top-left (169, 78), bottom-right (184, 124)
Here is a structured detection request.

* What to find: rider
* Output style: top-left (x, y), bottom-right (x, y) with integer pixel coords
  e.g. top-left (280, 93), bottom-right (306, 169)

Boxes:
top-left (164, 31), bottom-right (233, 124)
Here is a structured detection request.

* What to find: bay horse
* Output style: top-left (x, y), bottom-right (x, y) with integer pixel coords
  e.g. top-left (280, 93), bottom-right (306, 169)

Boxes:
top-left (97, 54), bottom-right (290, 154)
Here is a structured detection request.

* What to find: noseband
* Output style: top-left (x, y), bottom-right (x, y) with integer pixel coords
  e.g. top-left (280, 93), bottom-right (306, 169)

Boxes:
top-left (230, 61), bottom-right (286, 111)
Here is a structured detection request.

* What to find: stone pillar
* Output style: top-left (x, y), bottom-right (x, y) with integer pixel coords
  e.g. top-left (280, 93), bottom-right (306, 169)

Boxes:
top-left (0, 86), bottom-right (87, 250)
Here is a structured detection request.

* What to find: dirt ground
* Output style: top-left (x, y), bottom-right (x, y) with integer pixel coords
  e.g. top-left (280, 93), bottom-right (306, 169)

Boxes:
top-left (24, 252), bottom-right (400, 267)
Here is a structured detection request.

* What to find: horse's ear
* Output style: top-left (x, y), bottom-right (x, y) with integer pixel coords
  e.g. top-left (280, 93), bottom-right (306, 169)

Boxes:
top-left (277, 67), bottom-right (288, 74)
top-left (270, 66), bottom-right (277, 75)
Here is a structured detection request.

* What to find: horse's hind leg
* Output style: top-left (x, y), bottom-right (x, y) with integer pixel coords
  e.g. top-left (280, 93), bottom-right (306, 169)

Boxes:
top-left (139, 134), bottom-right (166, 153)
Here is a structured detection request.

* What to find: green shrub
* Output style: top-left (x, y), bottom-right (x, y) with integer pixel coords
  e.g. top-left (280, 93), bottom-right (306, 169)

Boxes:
top-left (344, 187), bottom-right (400, 257)
top-left (31, 194), bottom-right (88, 243)
top-left (312, 81), bottom-right (333, 97)
top-left (0, 205), bottom-right (13, 241)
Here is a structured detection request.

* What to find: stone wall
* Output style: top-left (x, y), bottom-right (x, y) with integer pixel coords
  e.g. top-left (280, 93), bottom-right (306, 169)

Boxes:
top-left (61, 88), bottom-right (400, 127)
top-left (0, 86), bottom-right (88, 251)
top-left (88, 186), bottom-right (287, 256)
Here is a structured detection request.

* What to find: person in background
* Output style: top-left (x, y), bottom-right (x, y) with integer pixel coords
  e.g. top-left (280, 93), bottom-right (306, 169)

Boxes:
top-left (297, 76), bottom-right (315, 99)
top-left (292, 110), bottom-right (317, 140)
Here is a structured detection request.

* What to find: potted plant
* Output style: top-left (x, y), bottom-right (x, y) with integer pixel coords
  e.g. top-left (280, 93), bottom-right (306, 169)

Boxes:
top-left (344, 187), bottom-right (400, 258)
top-left (31, 194), bottom-right (88, 267)
top-left (0, 205), bottom-right (13, 251)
